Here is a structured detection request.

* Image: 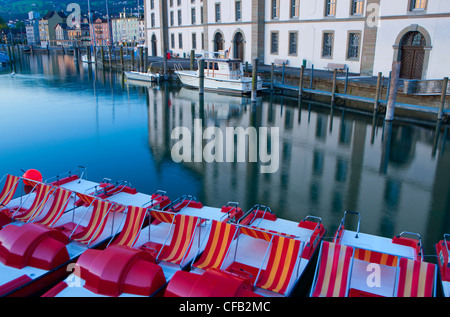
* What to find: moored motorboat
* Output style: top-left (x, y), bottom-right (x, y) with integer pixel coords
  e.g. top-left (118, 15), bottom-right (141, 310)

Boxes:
top-left (0, 168), bottom-right (170, 296)
top-left (124, 71), bottom-right (159, 83)
top-left (174, 52), bottom-right (263, 94)
top-left (310, 211), bottom-right (437, 297)
top-left (435, 234), bottom-right (450, 297)
top-left (165, 205), bottom-right (326, 297)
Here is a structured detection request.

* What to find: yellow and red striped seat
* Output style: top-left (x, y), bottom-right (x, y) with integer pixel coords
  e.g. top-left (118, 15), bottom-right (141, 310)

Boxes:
top-left (35, 187), bottom-right (73, 227)
top-left (194, 220), bottom-right (238, 270)
top-left (256, 235), bottom-right (302, 295)
top-left (110, 206), bottom-right (148, 247)
top-left (311, 241), bottom-right (354, 297)
top-left (0, 175), bottom-right (20, 208)
top-left (157, 214), bottom-right (199, 265)
top-left (354, 248), bottom-right (398, 267)
top-left (13, 183), bottom-right (54, 222)
top-left (240, 225), bottom-right (296, 242)
top-left (396, 257), bottom-right (436, 297)
top-left (71, 199), bottom-right (115, 245)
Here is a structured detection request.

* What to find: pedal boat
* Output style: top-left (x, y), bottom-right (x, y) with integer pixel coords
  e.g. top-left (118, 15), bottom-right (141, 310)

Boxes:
top-left (164, 205), bottom-right (326, 297)
top-left (0, 170), bottom-right (170, 296)
top-left (42, 197), bottom-right (246, 297)
top-left (310, 211), bottom-right (437, 297)
top-left (435, 234), bottom-right (450, 297)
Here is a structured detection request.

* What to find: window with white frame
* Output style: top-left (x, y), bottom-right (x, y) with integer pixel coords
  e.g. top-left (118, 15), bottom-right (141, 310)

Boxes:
top-left (235, 0), bottom-right (242, 21)
top-left (178, 9), bottom-right (182, 25)
top-left (289, 32), bottom-right (298, 55)
top-left (325, 0), bottom-right (336, 16)
top-left (151, 13), bottom-right (155, 27)
top-left (215, 3), bottom-right (221, 22)
top-left (410, 0), bottom-right (426, 10)
top-left (201, 6), bottom-right (204, 23)
top-left (191, 7), bottom-right (196, 24)
top-left (322, 32), bottom-right (334, 58)
top-left (290, 0), bottom-right (299, 18)
top-left (272, 0), bottom-right (280, 19)
top-left (192, 33), bottom-right (197, 49)
top-left (351, 0), bottom-right (364, 15)
top-left (178, 33), bottom-right (183, 48)
top-left (271, 32), bottom-right (279, 54)
top-left (171, 33), bottom-right (175, 48)
top-left (347, 32), bottom-right (360, 60)
top-left (170, 11), bottom-right (174, 26)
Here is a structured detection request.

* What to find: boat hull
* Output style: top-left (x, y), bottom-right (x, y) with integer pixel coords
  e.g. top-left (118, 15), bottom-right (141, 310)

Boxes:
top-left (124, 71), bottom-right (157, 83)
top-left (175, 71), bottom-right (263, 94)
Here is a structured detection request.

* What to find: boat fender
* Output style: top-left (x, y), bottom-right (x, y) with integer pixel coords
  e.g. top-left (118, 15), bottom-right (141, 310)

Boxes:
top-left (22, 169), bottom-right (43, 193)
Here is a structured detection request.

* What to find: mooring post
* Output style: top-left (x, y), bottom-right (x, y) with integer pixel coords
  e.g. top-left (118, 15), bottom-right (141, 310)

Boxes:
top-left (270, 63), bottom-right (274, 92)
top-left (120, 46), bottom-right (124, 68)
top-left (385, 62), bottom-right (401, 122)
top-left (131, 47), bottom-right (135, 71)
top-left (87, 46), bottom-right (91, 63)
top-left (245, 61), bottom-right (249, 76)
top-left (251, 58), bottom-right (258, 103)
top-left (199, 59), bottom-right (205, 95)
top-left (190, 49), bottom-right (195, 70)
top-left (310, 64), bottom-right (314, 89)
top-left (438, 77), bottom-right (449, 121)
top-left (331, 68), bottom-right (337, 104)
top-left (139, 46), bottom-right (143, 72)
top-left (299, 65), bottom-right (305, 99)
top-left (374, 72), bottom-right (382, 113)
top-left (344, 67), bottom-right (349, 94)
top-left (281, 62), bottom-right (285, 85)
top-left (144, 47), bottom-right (148, 72)
top-left (108, 46), bottom-right (112, 69)
top-left (163, 49), bottom-right (168, 80)
top-left (101, 46), bottom-right (105, 65)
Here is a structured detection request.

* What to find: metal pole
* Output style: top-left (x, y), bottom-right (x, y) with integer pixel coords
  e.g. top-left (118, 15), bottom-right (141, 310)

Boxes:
top-left (385, 61), bottom-right (401, 122)
top-left (310, 64), bottom-right (314, 89)
top-left (251, 58), bottom-right (258, 103)
top-left (438, 77), bottom-right (449, 121)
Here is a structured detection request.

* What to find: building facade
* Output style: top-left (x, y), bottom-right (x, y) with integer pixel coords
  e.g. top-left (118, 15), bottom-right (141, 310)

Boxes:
top-left (144, 0), bottom-right (450, 79)
top-left (38, 11), bottom-right (67, 47)
top-left (111, 12), bottom-right (143, 45)
top-left (26, 11), bottom-right (41, 45)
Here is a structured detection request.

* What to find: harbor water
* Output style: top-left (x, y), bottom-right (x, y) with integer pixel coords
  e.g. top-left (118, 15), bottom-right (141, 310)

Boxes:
top-left (0, 53), bottom-right (449, 261)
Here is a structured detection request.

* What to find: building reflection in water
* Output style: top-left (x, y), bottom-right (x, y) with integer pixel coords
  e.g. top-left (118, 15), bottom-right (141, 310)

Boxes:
top-left (146, 83), bottom-right (450, 253)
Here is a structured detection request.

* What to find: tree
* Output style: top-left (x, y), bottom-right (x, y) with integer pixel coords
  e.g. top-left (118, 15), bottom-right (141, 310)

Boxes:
top-left (0, 16), bottom-right (8, 30)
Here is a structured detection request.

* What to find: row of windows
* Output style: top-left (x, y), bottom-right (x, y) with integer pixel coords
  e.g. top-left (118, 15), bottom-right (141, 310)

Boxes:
top-left (270, 31), bottom-right (361, 60)
top-left (151, 0), bottom-right (428, 28)
top-left (170, 32), bottom-right (205, 50)
top-left (272, 0), bottom-right (427, 19)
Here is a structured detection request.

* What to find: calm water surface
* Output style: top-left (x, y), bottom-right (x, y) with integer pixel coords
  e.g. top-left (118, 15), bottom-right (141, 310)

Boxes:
top-left (1, 54), bottom-right (449, 257)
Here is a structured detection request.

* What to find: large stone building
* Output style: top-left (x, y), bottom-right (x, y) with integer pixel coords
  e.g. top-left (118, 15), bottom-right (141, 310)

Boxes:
top-left (144, 0), bottom-right (450, 79)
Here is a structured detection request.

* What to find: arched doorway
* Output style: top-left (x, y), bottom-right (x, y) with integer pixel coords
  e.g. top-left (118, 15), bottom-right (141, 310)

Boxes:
top-left (233, 32), bottom-right (244, 61)
top-left (399, 31), bottom-right (426, 79)
top-left (151, 34), bottom-right (157, 57)
top-left (213, 32), bottom-right (224, 52)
